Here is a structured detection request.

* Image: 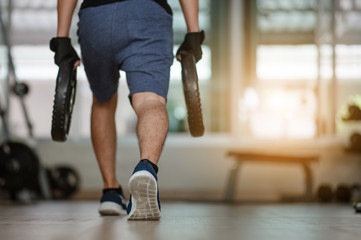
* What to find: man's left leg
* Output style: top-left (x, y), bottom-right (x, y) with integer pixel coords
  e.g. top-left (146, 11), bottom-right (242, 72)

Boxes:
top-left (127, 92), bottom-right (168, 220)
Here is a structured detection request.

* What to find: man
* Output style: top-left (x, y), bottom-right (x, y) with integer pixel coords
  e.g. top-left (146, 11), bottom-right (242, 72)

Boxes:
top-left (50, 0), bottom-right (204, 220)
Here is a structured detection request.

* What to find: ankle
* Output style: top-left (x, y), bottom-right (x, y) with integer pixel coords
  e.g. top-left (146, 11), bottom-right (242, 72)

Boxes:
top-left (140, 159), bottom-right (159, 173)
top-left (103, 182), bottom-right (120, 189)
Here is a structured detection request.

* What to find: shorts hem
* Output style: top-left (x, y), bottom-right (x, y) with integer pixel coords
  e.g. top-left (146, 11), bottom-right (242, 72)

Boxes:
top-left (128, 89), bottom-right (168, 105)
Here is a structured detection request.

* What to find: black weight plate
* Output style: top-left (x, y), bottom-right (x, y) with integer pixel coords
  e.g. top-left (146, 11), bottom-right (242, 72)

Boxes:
top-left (316, 184), bottom-right (333, 202)
top-left (51, 59), bottom-right (77, 142)
top-left (180, 52), bottom-right (205, 137)
top-left (335, 184), bottom-right (351, 203)
top-left (0, 141), bottom-right (39, 191)
top-left (48, 165), bottom-right (80, 199)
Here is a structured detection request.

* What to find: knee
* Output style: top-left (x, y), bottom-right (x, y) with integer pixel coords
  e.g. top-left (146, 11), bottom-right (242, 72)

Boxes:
top-left (92, 94), bottom-right (118, 111)
top-left (132, 92), bottom-right (167, 115)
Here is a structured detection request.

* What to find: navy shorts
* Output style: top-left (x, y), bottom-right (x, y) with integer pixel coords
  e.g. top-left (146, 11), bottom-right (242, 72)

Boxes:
top-left (77, 0), bottom-right (174, 102)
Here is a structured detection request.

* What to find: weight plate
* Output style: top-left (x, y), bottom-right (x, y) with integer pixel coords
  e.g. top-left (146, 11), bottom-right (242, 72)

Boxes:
top-left (48, 165), bottom-right (80, 199)
top-left (316, 184), bottom-right (333, 202)
top-left (51, 59), bottom-right (77, 142)
top-left (0, 141), bottom-right (39, 191)
top-left (180, 52), bottom-right (205, 137)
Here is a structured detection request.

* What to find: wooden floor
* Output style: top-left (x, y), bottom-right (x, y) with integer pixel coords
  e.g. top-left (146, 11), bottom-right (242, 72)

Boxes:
top-left (1, 201), bottom-right (361, 240)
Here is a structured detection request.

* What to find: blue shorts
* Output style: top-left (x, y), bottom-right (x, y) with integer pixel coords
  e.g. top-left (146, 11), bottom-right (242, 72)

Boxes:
top-left (77, 0), bottom-right (174, 102)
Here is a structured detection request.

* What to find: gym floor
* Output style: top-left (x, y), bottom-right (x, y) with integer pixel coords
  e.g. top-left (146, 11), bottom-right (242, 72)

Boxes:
top-left (1, 201), bottom-right (360, 240)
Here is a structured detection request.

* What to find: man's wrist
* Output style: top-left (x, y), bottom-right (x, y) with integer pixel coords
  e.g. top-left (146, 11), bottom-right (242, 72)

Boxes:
top-left (187, 29), bottom-right (200, 33)
top-left (187, 26), bottom-right (200, 33)
top-left (57, 30), bottom-right (70, 38)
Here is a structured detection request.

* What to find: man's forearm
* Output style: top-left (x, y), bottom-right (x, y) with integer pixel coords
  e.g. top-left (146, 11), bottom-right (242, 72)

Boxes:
top-left (57, 0), bottom-right (78, 37)
top-left (179, 0), bottom-right (199, 33)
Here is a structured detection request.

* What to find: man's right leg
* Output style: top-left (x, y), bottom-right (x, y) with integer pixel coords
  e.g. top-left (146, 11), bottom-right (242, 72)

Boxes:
top-left (91, 93), bottom-right (126, 215)
top-left (126, 92), bottom-right (168, 220)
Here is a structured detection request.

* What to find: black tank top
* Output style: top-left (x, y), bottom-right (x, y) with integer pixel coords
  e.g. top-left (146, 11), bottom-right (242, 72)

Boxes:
top-left (80, 0), bottom-right (172, 15)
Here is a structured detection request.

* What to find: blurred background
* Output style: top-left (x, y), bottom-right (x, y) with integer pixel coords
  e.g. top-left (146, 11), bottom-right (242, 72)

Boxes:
top-left (0, 0), bottom-right (361, 203)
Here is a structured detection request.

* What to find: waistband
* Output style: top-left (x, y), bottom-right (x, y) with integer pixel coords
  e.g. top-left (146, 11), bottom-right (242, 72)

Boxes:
top-left (80, 0), bottom-right (173, 15)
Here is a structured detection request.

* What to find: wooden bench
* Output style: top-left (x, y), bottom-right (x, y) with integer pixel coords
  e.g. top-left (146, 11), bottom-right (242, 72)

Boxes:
top-left (224, 151), bottom-right (319, 202)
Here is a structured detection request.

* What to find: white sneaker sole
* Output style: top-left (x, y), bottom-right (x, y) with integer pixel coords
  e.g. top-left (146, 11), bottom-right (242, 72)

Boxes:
top-left (128, 170), bottom-right (160, 221)
top-left (98, 201), bottom-right (126, 216)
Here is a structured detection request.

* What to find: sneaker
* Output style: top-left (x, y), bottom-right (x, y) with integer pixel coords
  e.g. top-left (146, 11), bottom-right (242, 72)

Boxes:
top-left (127, 159), bottom-right (161, 220)
top-left (98, 187), bottom-right (127, 215)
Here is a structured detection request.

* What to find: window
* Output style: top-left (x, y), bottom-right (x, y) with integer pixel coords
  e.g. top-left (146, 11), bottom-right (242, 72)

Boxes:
top-left (239, 0), bottom-right (319, 139)
top-left (239, 45), bottom-right (318, 139)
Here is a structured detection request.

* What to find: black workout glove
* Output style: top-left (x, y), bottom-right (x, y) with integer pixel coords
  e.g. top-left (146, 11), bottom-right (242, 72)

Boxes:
top-left (176, 30), bottom-right (205, 62)
top-left (49, 37), bottom-right (80, 66)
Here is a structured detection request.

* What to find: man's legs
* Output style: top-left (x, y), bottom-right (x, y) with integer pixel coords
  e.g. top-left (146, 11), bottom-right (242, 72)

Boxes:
top-left (132, 92), bottom-right (169, 164)
top-left (90, 90), bottom-right (168, 219)
top-left (91, 91), bottom-right (168, 185)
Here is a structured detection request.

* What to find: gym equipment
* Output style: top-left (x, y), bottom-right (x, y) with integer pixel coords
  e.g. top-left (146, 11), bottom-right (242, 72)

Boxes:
top-left (346, 133), bottom-right (361, 152)
top-left (180, 51), bottom-right (205, 137)
top-left (354, 202), bottom-right (361, 213)
top-left (0, 142), bottom-right (39, 195)
top-left (47, 165), bottom-right (80, 199)
top-left (342, 104), bottom-right (361, 121)
top-left (0, 137), bottom-right (52, 201)
top-left (51, 59), bottom-right (77, 142)
top-left (0, 6), bottom-right (33, 139)
top-left (0, 143), bottom-right (80, 200)
top-left (316, 184), bottom-right (333, 202)
top-left (0, 4), bottom-right (79, 201)
top-left (335, 184), bottom-right (351, 203)
top-left (351, 184), bottom-right (361, 203)
top-left (12, 82), bottom-right (30, 97)
top-left (0, 4), bottom-right (52, 201)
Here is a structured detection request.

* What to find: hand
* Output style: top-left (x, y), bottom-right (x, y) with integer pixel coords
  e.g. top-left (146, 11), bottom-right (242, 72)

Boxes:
top-left (50, 37), bottom-right (80, 69)
top-left (176, 30), bottom-right (205, 62)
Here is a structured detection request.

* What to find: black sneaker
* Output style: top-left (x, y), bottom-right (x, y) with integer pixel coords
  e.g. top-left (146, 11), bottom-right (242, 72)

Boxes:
top-left (98, 187), bottom-right (127, 215)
